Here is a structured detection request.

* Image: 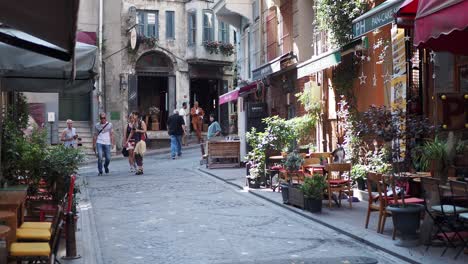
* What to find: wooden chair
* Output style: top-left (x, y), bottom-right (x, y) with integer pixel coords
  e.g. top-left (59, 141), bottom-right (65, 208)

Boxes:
top-left (9, 220), bottom-right (63, 264)
top-left (302, 157), bottom-right (321, 175)
top-left (309, 152), bottom-right (332, 164)
top-left (365, 172), bottom-right (395, 239)
top-left (17, 205), bottom-right (63, 242)
top-left (324, 163), bottom-right (352, 208)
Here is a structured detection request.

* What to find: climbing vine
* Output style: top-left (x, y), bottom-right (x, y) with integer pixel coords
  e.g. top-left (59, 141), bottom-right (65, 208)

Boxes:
top-left (315, 0), bottom-right (365, 46)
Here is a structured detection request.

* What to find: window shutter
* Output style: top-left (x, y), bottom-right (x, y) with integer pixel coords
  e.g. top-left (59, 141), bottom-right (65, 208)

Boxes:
top-left (166, 11), bottom-right (175, 39)
top-left (266, 8), bottom-right (278, 61)
top-left (280, 1), bottom-right (292, 54)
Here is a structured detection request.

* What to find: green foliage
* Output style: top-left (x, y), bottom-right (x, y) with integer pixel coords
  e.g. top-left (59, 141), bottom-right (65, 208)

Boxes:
top-left (283, 151), bottom-right (304, 172)
top-left (420, 137), bottom-right (449, 173)
top-left (295, 84), bottom-right (321, 116)
top-left (332, 58), bottom-right (359, 106)
top-left (351, 164), bottom-right (367, 181)
top-left (288, 114), bottom-right (317, 144)
top-left (316, 0), bottom-right (365, 46)
top-left (263, 116), bottom-right (297, 152)
top-left (301, 175), bottom-right (327, 200)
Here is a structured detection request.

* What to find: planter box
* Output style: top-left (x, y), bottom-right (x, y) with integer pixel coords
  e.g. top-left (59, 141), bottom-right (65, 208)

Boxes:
top-left (288, 185), bottom-right (304, 209)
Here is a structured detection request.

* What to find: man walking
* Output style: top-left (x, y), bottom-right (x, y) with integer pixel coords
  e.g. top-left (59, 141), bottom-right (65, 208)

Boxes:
top-left (190, 101), bottom-right (204, 143)
top-left (167, 109), bottom-right (185, 159)
top-left (93, 113), bottom-right (115, 176)
top-left (61, 119), bottom-right (78, 148)
top-left (179, 102), bottom-right (190, 146)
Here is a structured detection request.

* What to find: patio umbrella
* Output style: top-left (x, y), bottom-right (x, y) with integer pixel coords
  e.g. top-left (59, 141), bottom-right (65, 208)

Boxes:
top-left (0, 0), bottom-right (80, 61)
top-left (0, 28), bottom-right (97, 93)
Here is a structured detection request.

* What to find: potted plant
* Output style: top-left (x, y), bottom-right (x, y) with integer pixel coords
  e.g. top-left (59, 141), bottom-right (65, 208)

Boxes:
top-left (301, 175), bottom-right (326, 212)
top-left (219, 43), bottom-right (234, 56)
top-left (351, 164), bottom-right (367, 190)
top-left (283, 151), bottom-right (305, 208)
top-left (454, 140), bottom-right (467, 167)
top-left (203, 41), bottom-right (220, 54)
top-left (246, 164), bottom-right (262, 189)
top-left (420, 136), bottom-right (450, 183)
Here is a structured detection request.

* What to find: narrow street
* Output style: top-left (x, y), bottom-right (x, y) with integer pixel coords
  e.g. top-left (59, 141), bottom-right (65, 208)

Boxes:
top-left (77, 148), bottom-right (407, 264)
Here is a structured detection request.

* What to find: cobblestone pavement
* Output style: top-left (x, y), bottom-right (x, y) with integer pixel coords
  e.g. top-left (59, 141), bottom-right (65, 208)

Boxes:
top-left (78, 148), bottom-right (409, 264)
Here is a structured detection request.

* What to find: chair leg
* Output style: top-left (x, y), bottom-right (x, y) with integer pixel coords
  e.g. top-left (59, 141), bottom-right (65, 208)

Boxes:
top-left (348, 186), bottom-right (352, 209)
top-left (377, 211), bottom-right (383, 233)
top-left (365, 206), bottom-right (371, 229)
top-left (380, 213), bottom-right (387, 234)
top-left (328, 187), bottom-right (332, 208)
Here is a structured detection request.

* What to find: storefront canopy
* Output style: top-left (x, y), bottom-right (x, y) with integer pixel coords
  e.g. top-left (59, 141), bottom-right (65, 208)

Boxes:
top-left (0, 29), bottom-right (97, 93)
top-left (297, 50), bottom-right (341, 79)
top-left (0, 0), bottom-right (79, 61)
top-left (352, 0), bottom-right (404, 39)
top-left (219, 82), bottom-right (257, 105)
top-left (414, 0), bottom-right (468, 54)
top-left (251, 52), bottom-right (295, 81)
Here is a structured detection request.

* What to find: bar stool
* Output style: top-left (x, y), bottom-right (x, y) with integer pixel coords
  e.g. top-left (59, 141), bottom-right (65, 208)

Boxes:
top-left (0, 211), bottom-right (17, 247)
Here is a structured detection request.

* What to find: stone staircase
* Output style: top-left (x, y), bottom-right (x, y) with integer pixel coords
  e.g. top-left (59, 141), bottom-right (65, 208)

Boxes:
top-left (58, 121), bottom-right (95, 156)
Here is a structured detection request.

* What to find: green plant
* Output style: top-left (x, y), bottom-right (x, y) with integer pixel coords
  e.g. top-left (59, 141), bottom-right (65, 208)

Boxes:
top-left (420, 137), bottom-right (449, 173)
top-left (288, 114), bottom-right (317, 145)
top-left (351, 164), bottom-right (367, 181)
top-left (263, 116), bottom-right (296, 152)
top-left (315, 0), bottom-right (365, 46)
top-left (301, 175), bottom-right (327, 200)
top-left (283, 151), bottom-right (304, 172)
top-left (456, 140), bottom-right (466, 155)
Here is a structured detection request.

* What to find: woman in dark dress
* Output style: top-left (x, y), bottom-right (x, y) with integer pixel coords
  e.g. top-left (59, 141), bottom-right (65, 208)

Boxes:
top-left (123, 114), bottom-right (136, 172)
top-left (127, 112), bottom-right (147, 175)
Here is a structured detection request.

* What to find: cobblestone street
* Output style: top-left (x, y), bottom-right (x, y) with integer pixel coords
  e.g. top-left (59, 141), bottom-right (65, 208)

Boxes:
top-left (76, 148), bottom-right (408, 264)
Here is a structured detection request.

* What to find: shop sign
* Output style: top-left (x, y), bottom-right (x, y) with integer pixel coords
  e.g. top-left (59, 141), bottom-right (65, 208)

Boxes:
top-left (352, 0), bottom-right (404, 39)
top-left (438, 93), bottom-right (468, 130)
top-left (252, 53), bottom-right (295, 81)
top-left (297, 50), bottom-right (341, 79)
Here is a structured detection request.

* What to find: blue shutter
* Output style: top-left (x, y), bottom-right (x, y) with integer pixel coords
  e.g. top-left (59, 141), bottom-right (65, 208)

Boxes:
top-left (166, 11), bottom-right (175, 39)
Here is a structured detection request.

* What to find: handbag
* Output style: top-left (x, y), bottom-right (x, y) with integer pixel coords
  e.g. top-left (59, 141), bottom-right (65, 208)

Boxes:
top-left (121, 147), bottom-right (129, 157)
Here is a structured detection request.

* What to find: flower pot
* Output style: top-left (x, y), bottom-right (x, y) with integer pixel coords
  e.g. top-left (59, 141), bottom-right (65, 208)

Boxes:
top-left (280, 183), bottom-right (289, 204)
top-left (430, 160), bottom-right (447, 184)
top-left (247, 177), bottom-right (260, 189)
top-left (356, 178), bottom-right (366, 191)
top-left (288, 184), bottom-right (304, 209)
top-left (304, 198), bottom-right (322, 213)
top-left (386, 204), bottom-right (424, 247)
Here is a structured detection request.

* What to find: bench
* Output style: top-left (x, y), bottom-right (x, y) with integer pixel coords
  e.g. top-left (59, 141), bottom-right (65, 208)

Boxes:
top-left (206, 141), bottom-right (241, 169)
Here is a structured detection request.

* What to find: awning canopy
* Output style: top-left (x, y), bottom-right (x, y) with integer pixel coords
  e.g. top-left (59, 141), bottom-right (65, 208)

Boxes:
top-left (219, 82), bottom-right (257, 105)
top-left (0, 0), bottom-right (80, 61)
top-left (251, 52), bottom-right (295, 81)
top-left (352, 0), bottom-right (404, 39)
top-left (414, 0), bottom-right (468, 54)
top-left (0, 29), bottom-right (97, 93)
top-left (396, 0), bottom-right (418, 28)
top-left (297, 50), bottom-right (341, 79)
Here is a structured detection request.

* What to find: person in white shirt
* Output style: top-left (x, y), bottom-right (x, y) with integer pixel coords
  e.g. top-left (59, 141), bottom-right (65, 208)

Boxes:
top-left (92, 113), bottom-right (115, 176)
top-left (61, 119), bottom-right (78, 148)
top-left (179, 102), bottom-right (190, 146)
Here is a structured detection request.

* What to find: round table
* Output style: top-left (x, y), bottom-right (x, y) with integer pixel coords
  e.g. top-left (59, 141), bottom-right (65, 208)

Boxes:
top-left (0, 211), bottom-right (16, 247)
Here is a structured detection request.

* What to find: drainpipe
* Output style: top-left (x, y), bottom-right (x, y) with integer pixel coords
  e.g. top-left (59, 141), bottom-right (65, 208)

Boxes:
top-left (98, 0), bottom-right (104, 114)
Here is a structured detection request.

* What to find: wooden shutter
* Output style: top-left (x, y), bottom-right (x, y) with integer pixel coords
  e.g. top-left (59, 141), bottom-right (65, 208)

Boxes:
top-left (128, 74), bottom-right (138, 112)
top-left (266, 8), bottom-right (278, 61)
top-left (280, 1), bottom-right (292, 54)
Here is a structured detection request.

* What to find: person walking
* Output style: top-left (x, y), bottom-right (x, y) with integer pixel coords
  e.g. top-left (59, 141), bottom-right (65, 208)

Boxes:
top-left (93, 113), bottom-right (115, 176)
top-left (179, 102), bottom-right (190, 146)
top-left (127, 112), bottom-right (147, 175)
top-left (167, 109), bottom-right (185, 159)
top-left (207, 114), bottom-right (222, 140)
top-left (190, 101), bottom-right (204, 143)
top-left (61, 119), bottom-right (78, 148)
top-left (123, 114), bottom-right (137, 172)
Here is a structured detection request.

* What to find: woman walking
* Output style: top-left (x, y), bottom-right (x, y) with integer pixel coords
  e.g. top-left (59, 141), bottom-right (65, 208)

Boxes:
top-left (123, 114), bottom-right (137, 172)
top-left (127, 112), bottom-right (147, 175)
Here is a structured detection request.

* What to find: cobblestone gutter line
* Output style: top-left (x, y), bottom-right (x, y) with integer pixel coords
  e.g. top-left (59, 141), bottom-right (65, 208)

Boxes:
top-left (197, 168), bottom-right (420, 264)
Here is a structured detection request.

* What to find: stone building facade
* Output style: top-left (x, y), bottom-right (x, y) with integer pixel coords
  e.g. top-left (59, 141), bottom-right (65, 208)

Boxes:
top-left (102, 0), bottom-right (236, 148)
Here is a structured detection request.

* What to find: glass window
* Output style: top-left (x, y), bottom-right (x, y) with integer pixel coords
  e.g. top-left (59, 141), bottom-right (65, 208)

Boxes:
top-left (137, 11), bottom-right (158, 38)
top-left (218, 21), bottom-right (229, 43)
top-left (434, 52), bottom-right (455, 92)
top-left (166, 11), bottom-right (175, 39)
top-left (203, 10), bottom-right (214, 42)
top-left (188, 12), bottom-right (196, 45)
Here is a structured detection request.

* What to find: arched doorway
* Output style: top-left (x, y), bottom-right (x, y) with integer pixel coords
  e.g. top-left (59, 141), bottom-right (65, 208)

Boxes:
top-left (129, 51), bottom-right (175, 130)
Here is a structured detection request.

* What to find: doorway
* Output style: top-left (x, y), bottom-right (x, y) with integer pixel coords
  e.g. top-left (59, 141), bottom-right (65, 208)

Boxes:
top-left (190, 78), bottom-right (220, 129)
top-left (137, 76), bottom-right (169, 130)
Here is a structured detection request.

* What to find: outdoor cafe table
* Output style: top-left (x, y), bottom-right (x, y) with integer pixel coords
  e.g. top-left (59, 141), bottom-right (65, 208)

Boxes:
top-left (0, 185), bottom-right (28, 227)
top-left (0, 211), bottom-right (16, 247)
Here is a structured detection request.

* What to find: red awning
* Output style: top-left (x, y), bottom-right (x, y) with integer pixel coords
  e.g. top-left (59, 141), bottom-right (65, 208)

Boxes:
top-left (414, 0), bottom-right (468, 54)
top-left (239, 82), bottom-right (257, 94)
top-left (396, 0), bottom-right (418, 27)
top-left (219, 89), bottom-right (239, 105)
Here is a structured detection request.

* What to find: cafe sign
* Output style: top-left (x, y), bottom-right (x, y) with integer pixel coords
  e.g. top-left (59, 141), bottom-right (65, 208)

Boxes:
top-left (352, 0), bottom-right (404, 39)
